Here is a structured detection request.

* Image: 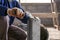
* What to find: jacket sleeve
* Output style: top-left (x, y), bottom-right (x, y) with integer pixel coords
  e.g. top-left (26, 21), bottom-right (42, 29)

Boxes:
top-left (13, 1), bottom-right (30, 24)
top-left (0, 5), bottom-right (7, 16)
top-left (17, 13), bottom-right (30, 24)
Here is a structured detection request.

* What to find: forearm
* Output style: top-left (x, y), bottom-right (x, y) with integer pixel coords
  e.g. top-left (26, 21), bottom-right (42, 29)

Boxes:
top-left (13, 1), bottom-right (25, 12)
top-left (17, 13), bottom-right (30, 24)
top-left (17, 12), bottom-right (34, 24)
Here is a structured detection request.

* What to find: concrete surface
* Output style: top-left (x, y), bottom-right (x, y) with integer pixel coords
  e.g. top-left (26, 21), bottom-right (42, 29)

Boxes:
top-left (47, 27), bottom-right (60, 40)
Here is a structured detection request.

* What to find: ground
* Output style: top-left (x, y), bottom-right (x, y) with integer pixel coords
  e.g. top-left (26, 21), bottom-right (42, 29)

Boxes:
top-left (47, 27), bottom-right (60, 40)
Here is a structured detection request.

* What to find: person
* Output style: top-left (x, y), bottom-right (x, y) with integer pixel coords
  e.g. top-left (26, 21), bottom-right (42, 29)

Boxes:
top-left (0, 0), bottom-right (32, 40)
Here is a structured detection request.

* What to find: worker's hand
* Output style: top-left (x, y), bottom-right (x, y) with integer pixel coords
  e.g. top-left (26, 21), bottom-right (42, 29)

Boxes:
top-left (12, 7), bottom-right (25, 19)
top-left (7, 8), bottom-right (15, 17)
top-left (7, 7), bottom-right (25, 19)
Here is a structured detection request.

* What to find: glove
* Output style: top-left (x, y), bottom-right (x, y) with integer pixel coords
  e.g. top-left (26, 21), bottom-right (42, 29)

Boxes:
top-left (7, 8), bottom-right (15, 16)
top-left (7, 7), bottom-right (25, 19)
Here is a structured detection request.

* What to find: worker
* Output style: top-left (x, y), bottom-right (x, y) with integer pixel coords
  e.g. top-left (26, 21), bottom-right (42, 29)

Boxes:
top-left (0, 0), bottom-right (32, 40)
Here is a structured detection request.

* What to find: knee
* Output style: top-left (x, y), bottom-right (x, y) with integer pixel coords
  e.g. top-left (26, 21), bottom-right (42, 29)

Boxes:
top-left (9, 25), bottom-right (27, 40)
top-left (15, 29), bottom-right (27, 40)
top-left (21, 31), bottom-right (27, 40)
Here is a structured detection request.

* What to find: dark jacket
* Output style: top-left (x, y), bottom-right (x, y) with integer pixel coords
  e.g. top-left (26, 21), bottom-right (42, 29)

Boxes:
top-left (0, 0), bottom-right (30, 25)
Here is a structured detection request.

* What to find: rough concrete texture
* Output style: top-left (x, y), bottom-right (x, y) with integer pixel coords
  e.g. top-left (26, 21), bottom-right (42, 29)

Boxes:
top-left (47, 27), bottom-right (60, 40)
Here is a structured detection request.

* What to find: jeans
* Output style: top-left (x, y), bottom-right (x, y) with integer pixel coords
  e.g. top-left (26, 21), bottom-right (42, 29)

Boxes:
top-left (0, 16), bottom-right (27, 40)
